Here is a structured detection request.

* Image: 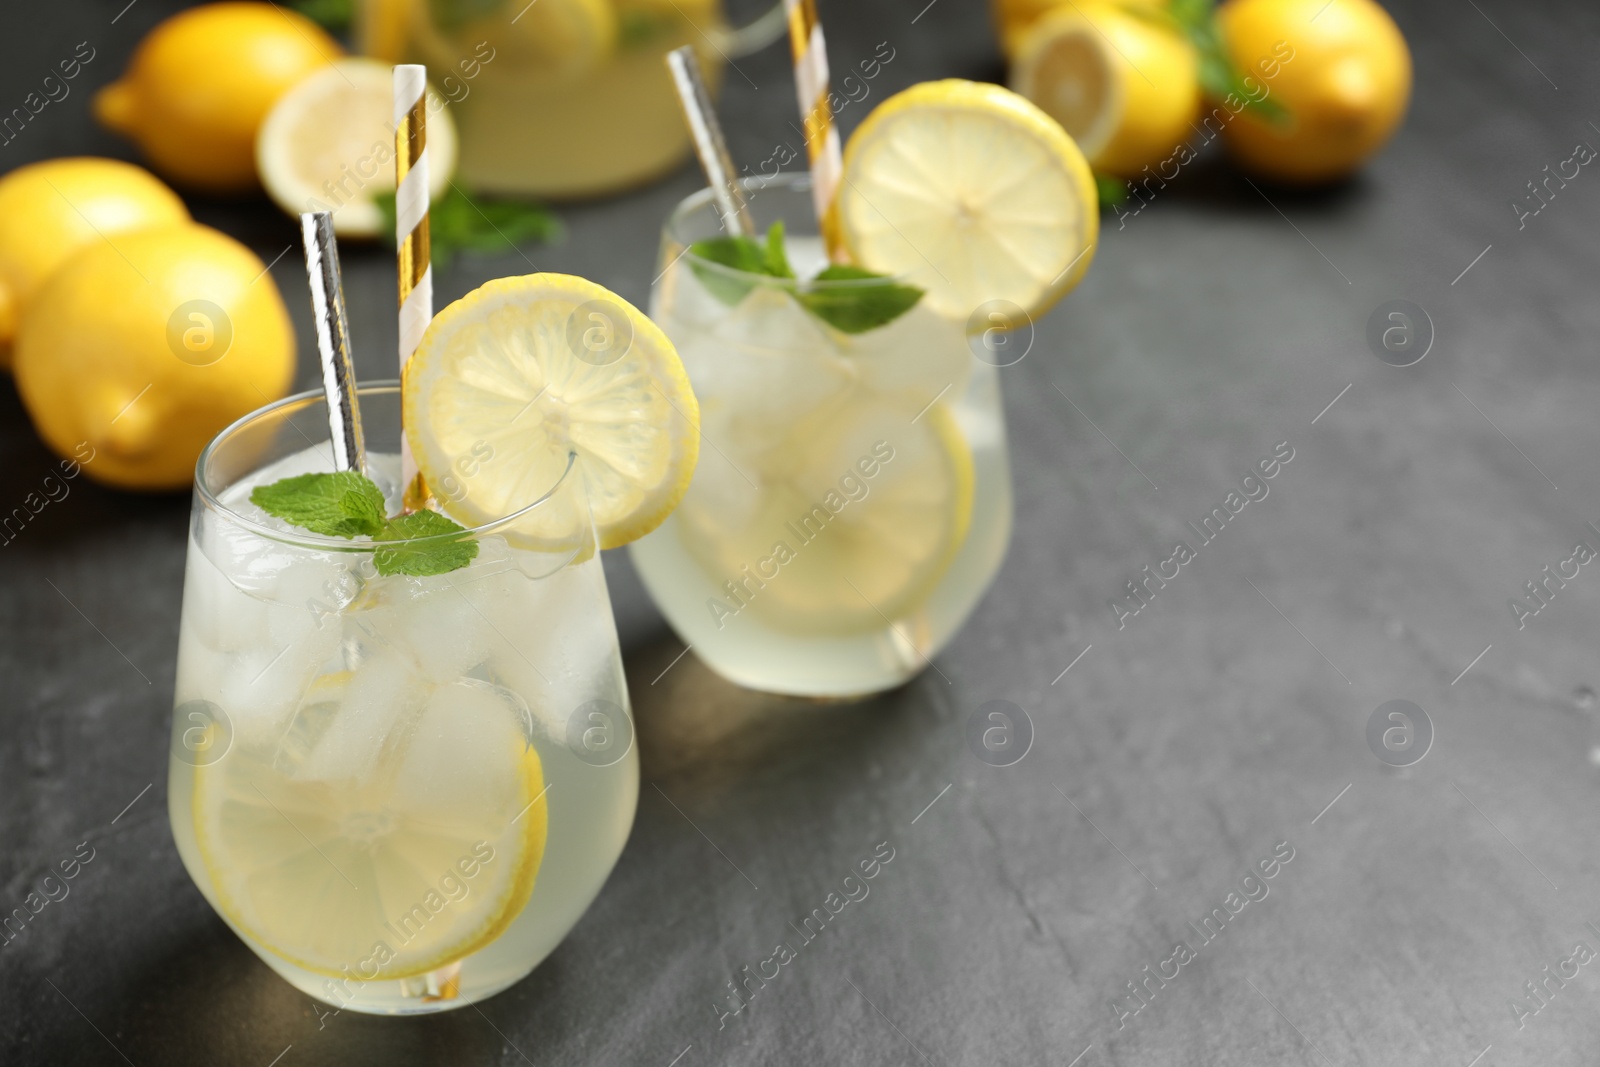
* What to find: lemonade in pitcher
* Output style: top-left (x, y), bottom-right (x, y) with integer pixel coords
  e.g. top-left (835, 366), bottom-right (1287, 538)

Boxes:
top-left (361, 0), bottom-right (785, 197)
top-left (169, 275), bottom-right (699, 1013)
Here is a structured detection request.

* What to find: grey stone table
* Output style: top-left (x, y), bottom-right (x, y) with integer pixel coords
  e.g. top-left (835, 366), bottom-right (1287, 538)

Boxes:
top-left (4, 0), bottom-right (1599, 1064)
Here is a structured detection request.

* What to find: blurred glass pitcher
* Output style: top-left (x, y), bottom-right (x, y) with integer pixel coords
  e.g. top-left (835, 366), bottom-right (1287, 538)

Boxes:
top-left (358, 0), bottom-right (786, 198)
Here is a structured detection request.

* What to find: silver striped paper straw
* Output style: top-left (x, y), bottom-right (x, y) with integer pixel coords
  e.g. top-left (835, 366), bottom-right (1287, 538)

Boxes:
top-left (300, 211), bottom-right (366, 475)
top-left (666, 46), bottom-right (755, 237)
top-left (782, 0), bottom-right (843, 257)
top-left (394, 63), bottom-right (432, 511)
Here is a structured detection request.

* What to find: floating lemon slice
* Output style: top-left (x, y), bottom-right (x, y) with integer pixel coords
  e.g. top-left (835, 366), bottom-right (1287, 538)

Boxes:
top-left (257, 58), bottom-right (457, 238)
top-left (1010, 4), bottom-right (1201, 179)
top-left (677, 397), bottom-right (973, 634)
top-left (404, 273), bottom-right (700, 550)
top-left (834, 79), bottom-right (1098, 322)
top-left (193, 679), bottom-right (548, 980)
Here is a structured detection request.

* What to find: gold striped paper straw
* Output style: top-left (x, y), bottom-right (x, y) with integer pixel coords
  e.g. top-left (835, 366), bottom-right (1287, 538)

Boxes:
top-left (666, 46), bottom-right (755, 238)
top-left (394, 64), bottom-right (432, 512)
top-left (783, 0), bottom-right (843, 258)
top-left (300, 212), bottom-right (366, 475)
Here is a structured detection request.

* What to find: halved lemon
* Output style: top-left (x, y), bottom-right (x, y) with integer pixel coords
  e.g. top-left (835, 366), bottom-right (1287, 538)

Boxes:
top-left (1010, 4), bottom-right (1201, 179)
top-left (404, 273), bottom-right (700, 550)
top-left (833, 79), bottom-right (1098, 322)
top-left (676, 397), bottom-right (974, 634)
top-left (257, 58), bottom-right (457, 238)
top-left (193, 679), bottom-right (548, 980)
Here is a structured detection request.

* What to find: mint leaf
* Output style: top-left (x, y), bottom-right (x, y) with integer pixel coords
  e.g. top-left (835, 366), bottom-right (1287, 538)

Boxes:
top-left (373, 510), bottom-right (479, 577)
top-left (1096, 173), bottom-right (1130, 208)
top-left (1158, 0), bottom-right (1289, 125)
top-left (690, 223), bottom-right (923, 331)
top-left (291, 0), bottom-right (353, 31)
top-left (375, 187), bottom-right (562, 269)
top-left (689, 222), bottom-right (796, 306)
top-left (250, 471), bottom-right (478, 576)
top-left (763, 220), bottom-right (793, 278)
top-left (251, 472), bottom-right (386, 538)
top-left (798, 266), bottom-right (925, 334)
top-left (688, 224), bottom-right (788, 307)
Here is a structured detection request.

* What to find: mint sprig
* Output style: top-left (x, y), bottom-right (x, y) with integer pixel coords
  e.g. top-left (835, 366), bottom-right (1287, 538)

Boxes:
top-left (376, 187), bottom-right (562, 269)
top-left (291, 0), bottom-right (353, 32)
top-left (797, 266), bottom-right (926, 334)
top-left (1095, 173), bottom-right (1131, 209)
top-left (1148, 0), bottom-right (1289, 124)
top-left (250, 472), bottom-right (479, 577)
top-left (688, 222), bottom-right (926, 335)
top-left (372, 509), bottom-right (479, 577)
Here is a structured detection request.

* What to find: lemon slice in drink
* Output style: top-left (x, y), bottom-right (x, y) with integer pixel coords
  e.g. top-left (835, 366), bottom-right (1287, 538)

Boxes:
top-left (1010, 4), bottom-right (1201, 179)
top-left (404, 274), bottom-right (699, 550)
top-left (833, 79), bottom-right (1098, 321)
top-left (678, 397), bottom-right (973, 634)
top-left (193, 680), bottom-right (548, 980)
top-left (257, 58), bottom-right (457, 238)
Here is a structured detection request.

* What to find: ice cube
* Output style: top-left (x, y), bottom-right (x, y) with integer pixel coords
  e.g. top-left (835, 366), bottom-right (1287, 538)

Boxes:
top-left (483, 559), bottom-right (621, 742)
top-left (391, 679), bottom-right (532, 816)
top-left (181, 531), bottom-right (272, 653)
top-left (350, 571), bottom-right (493, 684)
top-left (842, 299), bottom-right (971, 408)
top-left (174, 615), bottom-right (341, 753)
top-left (291, 648), bottom-right (430, 783)
top-left (679, 287), bottom-right (857, 455)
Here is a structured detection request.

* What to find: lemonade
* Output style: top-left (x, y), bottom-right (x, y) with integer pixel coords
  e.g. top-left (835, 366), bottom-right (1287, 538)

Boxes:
top-left (373, 0), bottom-right (783, 197)
top-left (630, 175), bottom-right (1015, 696)
top-left (169, 387), bottom-right (638, 1012)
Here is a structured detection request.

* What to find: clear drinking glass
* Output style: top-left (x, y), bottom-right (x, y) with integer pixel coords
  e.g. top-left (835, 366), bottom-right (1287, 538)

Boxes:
top-left (168, 384), bottom-right (637, 1015)
top-left (630, 174), bottom-right (1016, 696)
top-left (360, 0), bottom-right (786, 198)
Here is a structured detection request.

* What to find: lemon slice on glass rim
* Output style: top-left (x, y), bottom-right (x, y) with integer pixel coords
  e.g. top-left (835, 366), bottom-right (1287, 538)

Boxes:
top-left (832, 78), bottom-right (1098, 322)
top-left (403, 273), bottom-right (700, 551)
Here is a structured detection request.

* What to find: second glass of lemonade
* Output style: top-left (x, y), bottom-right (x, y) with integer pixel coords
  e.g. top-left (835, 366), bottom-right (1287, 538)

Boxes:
top-left (169, 385), bottom-right (638, 1014)
top-left (631, 174), bottom-right (1015, 697)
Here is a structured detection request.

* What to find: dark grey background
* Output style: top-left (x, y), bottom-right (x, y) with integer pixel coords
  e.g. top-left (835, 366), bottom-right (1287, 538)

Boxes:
top-left (4, 0), bottom-right (1599, 1064)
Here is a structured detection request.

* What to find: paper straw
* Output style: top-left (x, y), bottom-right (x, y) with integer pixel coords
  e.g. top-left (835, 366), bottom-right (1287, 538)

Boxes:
top-left (300, 212), bottom-right (365, 475)
top-left (782, 0), bottom-right (843, 257)
top-left (394, 64), bottom-right (432, 511)
top-left (666, 46), bottom-right (754, 238)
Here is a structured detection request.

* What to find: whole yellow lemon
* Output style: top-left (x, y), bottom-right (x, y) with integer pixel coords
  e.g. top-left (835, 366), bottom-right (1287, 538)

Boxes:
top-left (1217, 0), bottom-right (1411, 183)
top-left (14, 224), bottom-right (296, 491)
top-left (0, 158), bottom-right (189, 367)
top-left (94, 2), bottom-right (343, 192)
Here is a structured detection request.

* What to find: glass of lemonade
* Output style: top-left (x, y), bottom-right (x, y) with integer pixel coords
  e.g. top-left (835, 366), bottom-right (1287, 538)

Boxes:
top-left (367, 0), bottom-right (785, 197)
top-left (168, 383), bottom-right (637, 1014)
top-left (630, 173), bottom-right (1016, 697)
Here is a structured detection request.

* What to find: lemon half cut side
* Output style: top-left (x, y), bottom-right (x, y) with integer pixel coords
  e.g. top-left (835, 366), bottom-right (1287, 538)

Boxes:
top-left (1010, 4), bottom-right (1202, 179)
top-left (258, 58), bottom-right (457, 238)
